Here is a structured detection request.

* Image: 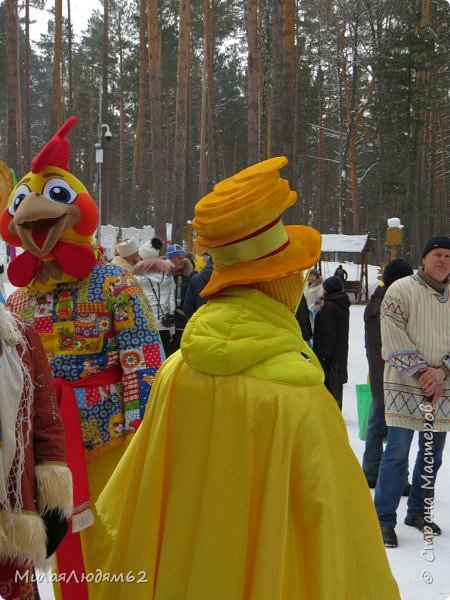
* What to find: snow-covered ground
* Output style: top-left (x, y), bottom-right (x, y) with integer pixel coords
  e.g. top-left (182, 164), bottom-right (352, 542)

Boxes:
top-left (3, 260), bottom-right (450, 600)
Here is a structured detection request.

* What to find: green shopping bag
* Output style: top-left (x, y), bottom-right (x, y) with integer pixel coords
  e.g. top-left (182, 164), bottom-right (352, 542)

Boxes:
top-left (355, 383), bottom-right (373, 441)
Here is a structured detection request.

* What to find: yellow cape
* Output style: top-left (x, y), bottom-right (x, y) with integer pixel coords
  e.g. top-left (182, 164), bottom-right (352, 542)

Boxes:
top-left (96, 287), bottom-right (399, 599)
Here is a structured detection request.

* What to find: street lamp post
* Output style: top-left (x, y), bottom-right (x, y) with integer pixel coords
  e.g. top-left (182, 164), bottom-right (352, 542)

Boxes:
top-left (95, 141), bottom-right (103, 244)
top-left (94, 80), bottom-right (111, 246)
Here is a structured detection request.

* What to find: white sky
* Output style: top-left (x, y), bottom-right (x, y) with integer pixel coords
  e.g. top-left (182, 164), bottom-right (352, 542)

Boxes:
top-left (29, 0), bottom-right (101, 42)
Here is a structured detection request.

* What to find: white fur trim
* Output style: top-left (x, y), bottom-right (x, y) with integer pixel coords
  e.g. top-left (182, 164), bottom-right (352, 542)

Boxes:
top-left (0, 511), bottom-right (46, 565)
top-left (35, 464), bottom-right (73, 518)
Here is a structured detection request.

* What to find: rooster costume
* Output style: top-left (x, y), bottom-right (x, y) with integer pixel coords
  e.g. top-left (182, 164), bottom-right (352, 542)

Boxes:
top-left (0, 117), bottom-right (164, 599)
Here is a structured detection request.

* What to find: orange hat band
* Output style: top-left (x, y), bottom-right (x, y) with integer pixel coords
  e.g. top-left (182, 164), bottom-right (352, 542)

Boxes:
top-left (209, 219), bottom-right (288, 266)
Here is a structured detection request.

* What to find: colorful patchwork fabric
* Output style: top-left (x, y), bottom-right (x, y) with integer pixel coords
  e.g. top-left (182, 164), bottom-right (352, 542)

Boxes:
top-left (8, 261), bottom-right (164, 456)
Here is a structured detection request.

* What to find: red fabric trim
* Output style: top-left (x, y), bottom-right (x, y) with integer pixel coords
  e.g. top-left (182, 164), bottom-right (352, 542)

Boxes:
top-left (53, 366), bottom-right (123, 600)
top-left (53, 379), bottom-right (90, 526)
top-left (257, 239), bottom-right (290, 260)
top-left (69, 365), bottom-right (123, 389)
top-left (219, 218), bottom-right (280, 247)
top-left (54, 366), bottom-right (123, 518)
top-left (56, 531), bottom-right (88, 600)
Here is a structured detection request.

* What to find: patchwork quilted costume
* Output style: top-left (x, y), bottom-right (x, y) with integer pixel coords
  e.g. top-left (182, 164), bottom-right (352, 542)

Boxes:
top-left (0, 117), bottom-right (164, 600)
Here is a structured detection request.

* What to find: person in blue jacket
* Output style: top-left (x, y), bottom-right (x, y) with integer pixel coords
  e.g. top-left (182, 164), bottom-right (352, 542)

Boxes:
top-left (183, 255), bottom-right (214, 320)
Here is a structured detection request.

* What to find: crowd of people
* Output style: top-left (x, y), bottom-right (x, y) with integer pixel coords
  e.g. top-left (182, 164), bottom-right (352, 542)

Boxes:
top-left (0, 120), bottom-right (448, 599)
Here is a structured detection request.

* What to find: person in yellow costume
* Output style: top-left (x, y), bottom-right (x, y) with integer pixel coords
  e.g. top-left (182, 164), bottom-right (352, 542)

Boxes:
top-left (96, 156), bottom-right (400, 600)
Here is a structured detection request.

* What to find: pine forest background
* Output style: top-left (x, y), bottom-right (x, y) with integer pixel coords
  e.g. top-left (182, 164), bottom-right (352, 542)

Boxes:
top-left (1, 0), bottom-right (449, 264)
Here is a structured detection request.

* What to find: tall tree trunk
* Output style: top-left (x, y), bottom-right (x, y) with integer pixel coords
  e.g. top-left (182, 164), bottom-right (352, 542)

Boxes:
top-left (260, 0), bottom-right (271, 158)
top-left (315, 66), bottom-right (324, 231)
top-left (6, 0), bottom-right (19, 172)
top-left (433, 111), bottom-right (448, 229)
top-left (118, 23), bottom-right (126, 225)
top-left (270, 0), bottom-right (296, 220)
top-left (51, 0), bottom-right (63, 130)
top-left (199, 60), bottom-right (208, 198)
top-left (67, 0), bottom-right (73, 114)
top-left (23, 0), bottom-right (31, 167)
top-left (199, 0), bottom-right (216, 197)
top-left (204, 0), bottom-right (216, 188)
top-left (132, 0), bottom-right (148, 221)
top-left (412, 0), bottom-right (434, 253)
top-left (102, 0), bottom-right (110, 224)
top-left (148, 0), bottom-right (166, 241)
top-left (337, 28), bottom-right (348, 234)
top-left (172, 0), bottom-right (191, 244)
top-left (247, 0), bottom-right (259, 165)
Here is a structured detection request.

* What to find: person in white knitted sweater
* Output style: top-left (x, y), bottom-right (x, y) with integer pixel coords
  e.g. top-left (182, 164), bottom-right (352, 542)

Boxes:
top-left (375, 235), bottom-right (450, 548)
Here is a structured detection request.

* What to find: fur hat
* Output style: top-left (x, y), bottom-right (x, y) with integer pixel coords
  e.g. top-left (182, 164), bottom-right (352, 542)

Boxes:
top-left (421, 235), bottom-right (450, 259)
top-left (167, 244), bottom-right (186, 259)
top-left (192, 156), bottom-right (321, 297)
top-left (117, 238), bottom-right (139, 258)
top-left (132, 258), bottom-right (173, 276)
top-left (382, 259), bottom-right (413, 288)
top-left (323, 275), bottom-right (344, 294)
top-left (139, 240), bottom-right (159, 259)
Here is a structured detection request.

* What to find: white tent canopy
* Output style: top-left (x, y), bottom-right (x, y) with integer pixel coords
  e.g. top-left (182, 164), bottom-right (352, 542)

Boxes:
top-left (320, 234), bottom-right (369, 254)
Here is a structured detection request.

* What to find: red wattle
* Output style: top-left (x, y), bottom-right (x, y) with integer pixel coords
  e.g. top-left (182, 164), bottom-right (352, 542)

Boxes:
top-left (7, 253), bottom-right (39, 287)
top-left (52, 242), bottom-right (97, 278)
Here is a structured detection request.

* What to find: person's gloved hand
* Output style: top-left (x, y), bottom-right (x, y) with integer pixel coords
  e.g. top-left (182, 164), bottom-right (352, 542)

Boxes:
top-left (42, 508), bottom-right (69, 557)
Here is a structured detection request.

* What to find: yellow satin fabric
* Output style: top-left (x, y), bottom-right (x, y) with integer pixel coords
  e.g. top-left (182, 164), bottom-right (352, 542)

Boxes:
top-left (209, 220), bottom-right (287, 266)
top-left (95, 289), bottom-right (399, 599)
top-left (96, 359), bottom-right (399, 599)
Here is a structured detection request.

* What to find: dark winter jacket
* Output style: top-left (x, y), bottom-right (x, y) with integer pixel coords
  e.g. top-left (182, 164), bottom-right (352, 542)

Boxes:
top-left (183, 259), bottom-right (213, 320)
top-left (313, 290), bottom-right (350, 384)
top-left (364, 285), bottom-right (386, 404)
top-left (173, 258), bottom-right (194, 330)
top-left (295, 295), bottom-right (313, 342)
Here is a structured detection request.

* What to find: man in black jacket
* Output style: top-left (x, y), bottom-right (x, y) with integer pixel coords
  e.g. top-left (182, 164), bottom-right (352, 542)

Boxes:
top-left (183, 256), bottom-right (213, 320)
top-left (362, 259), bottom-right (413, 491)
top-left (313, 275), bottom-right (350, 410)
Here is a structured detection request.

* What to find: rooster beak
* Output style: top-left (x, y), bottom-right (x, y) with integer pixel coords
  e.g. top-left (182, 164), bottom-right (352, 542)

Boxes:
top-left (12, 192), bottom-right (80, 257)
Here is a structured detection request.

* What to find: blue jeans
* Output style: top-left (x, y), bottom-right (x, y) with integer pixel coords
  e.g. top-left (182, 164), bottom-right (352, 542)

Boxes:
top-left (362, 402), bottom-right (387, 481)
top-left (374, 426), bottom-right (446, 527)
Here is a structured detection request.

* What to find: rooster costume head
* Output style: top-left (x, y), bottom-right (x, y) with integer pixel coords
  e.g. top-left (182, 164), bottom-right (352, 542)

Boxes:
top-left (0, 116), bottom-right (99, 288)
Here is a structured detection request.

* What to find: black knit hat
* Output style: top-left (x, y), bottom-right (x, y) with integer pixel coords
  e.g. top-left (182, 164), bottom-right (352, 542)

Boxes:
top-left (382, 259), bottom-right (413, 288)
top-left (323, 275), bottom-right (344, 294)
top-left (421, 235), bottom-right (450, 259)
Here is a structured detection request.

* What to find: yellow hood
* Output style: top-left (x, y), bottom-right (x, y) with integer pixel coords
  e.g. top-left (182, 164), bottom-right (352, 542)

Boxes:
top-left (181, 286), bottom-right (323, 385)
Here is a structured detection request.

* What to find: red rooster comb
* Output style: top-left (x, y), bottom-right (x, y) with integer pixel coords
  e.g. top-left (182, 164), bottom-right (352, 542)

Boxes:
top-left (31, 116), bottom-right (78, 174)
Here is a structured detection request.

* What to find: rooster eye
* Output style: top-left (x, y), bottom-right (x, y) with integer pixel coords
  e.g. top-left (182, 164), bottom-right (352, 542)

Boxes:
top-left (8, 184), bottom-right (31, 216)
top-left (43, 178), bottom-right (77, 204)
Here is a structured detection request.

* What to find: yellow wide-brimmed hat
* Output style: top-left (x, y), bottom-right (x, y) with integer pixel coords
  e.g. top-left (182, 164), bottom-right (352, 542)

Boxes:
top-left (193, 156), bottom-right (321, 297)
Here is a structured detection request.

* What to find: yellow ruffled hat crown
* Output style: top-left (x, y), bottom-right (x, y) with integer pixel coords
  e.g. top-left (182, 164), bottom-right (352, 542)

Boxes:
top-left (193, 156), bottom-right (321, 297)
